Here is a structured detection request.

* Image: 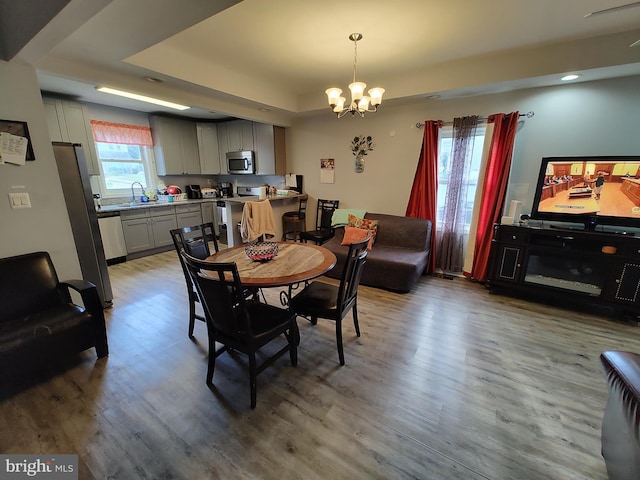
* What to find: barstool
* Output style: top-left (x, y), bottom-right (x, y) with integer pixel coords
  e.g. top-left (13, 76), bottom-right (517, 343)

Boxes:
top-left (282, 194), bottom-right (308, 241)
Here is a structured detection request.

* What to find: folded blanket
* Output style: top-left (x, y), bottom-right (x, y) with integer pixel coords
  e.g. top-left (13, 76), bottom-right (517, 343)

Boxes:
top-left (240, 200), bottom-right (276, 243)
top-left (331, 208), bottom-right (367, 227)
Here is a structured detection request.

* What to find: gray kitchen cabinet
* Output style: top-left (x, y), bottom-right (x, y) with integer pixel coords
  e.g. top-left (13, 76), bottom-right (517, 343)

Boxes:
top-left (196, 122), bottom-right (221, 174)
top-left (150, 115), bottom-right (201, 175)
top-left (121, 206), bottom-right (177, 253)
top-left (217, 122), bottom-right (229, 173)
top-left (201, 201), bottom-right (214, 223)
top-left (253, 123), bottom-right (286, 174)
top-left (150, 213), bottom-right (177, 247)
top-left (175, 204), bottom-right (203, 229)
top-left (43, 97), bottom-right (100, 175)
top-left (225, 119), bottom-right (254, 152)
top-left (121, 216), bottom-right (154, 253)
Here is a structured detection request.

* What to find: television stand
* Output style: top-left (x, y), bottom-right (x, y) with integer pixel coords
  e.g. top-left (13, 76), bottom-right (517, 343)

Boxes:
top-left (488, 224), bottom-right (640, 318)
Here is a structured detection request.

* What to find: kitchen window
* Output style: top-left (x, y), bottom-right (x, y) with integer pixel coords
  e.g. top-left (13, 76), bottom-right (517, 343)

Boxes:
top-left (96, 142), bottom-right (153, 195)
top-left (90, 120), bottom-right (155, 198)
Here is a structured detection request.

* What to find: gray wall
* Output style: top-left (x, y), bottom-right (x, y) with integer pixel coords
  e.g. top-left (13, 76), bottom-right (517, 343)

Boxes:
top-left (287, 75), bottom-right (640, 220)
top-left (0, 61), bottom-right (81, 279)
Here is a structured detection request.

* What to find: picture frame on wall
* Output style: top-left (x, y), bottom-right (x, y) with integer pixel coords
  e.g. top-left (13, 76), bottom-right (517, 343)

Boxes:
top-left (0, 119), bottom-right (35, 160)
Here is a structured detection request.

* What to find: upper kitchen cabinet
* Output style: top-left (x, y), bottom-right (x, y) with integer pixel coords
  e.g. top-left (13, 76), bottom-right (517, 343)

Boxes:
top-left (196, 122), bottom-right (221, 174)
top-left (217, 122), bottom-right (229, 174)
top-left (150, 115), bottom-right (200, 175)
top-left (225, 120), bottom-right (254, 152)
top-left (254, 123), bottom-right (286, 175)
top-left (42, 97), bottom-right (100, 175)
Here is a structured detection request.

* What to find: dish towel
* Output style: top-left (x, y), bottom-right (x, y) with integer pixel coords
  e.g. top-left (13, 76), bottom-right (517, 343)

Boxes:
top-left (240, 199), bottom-right (276, 243)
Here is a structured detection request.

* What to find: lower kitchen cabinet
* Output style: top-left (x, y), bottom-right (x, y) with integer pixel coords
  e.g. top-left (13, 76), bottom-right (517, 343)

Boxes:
top-left (175, 204), bottom-right (203, 229)
top-left (121, 206), bottom-right (177, 254)
top-left (121, 217), bottom-right (154, 253)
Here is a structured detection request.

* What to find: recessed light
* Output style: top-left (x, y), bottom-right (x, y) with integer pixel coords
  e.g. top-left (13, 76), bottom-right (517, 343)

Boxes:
top-left (425, 94), bottom-right (440, 100)
top-left (143, 76), bottom-right (163, 83)
top-left (259, 108), bottom-right (271, 112)
top-left (561, 74), bottom-right (581, 81)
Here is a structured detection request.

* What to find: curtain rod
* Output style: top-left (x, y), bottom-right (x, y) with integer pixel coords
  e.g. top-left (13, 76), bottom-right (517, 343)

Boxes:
top-left (415, 111), bottom-right (534, 129)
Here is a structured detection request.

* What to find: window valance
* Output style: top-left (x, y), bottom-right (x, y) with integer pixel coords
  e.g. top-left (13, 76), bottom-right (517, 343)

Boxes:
top-left (90, 120), bottom-right (153, 146)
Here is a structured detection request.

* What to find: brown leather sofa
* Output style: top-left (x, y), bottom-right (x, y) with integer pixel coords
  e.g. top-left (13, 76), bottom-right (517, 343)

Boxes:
top-left (0, 251), bottom-right (108, 375)
top-left (322, 213), bottom-right (432, 292)
top-left (600, 350), bottom-right (640, 480)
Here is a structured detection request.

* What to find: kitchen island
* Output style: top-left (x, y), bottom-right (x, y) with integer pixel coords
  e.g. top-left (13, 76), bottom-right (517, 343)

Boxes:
top-left (215, 193), bottom-right (302, 247)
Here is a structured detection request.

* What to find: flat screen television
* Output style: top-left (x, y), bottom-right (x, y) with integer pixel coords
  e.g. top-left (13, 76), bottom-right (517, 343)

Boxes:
top-left (530, 156), bottom-right (640, 231)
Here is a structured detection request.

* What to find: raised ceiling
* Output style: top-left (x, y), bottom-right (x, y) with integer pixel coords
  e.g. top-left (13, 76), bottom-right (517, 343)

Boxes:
top-left (14, 0), bottom-right (640, 124)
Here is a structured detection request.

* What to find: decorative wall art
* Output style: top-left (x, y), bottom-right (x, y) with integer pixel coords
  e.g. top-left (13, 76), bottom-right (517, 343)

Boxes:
top-left (350, 134), bottom-right (374, 173)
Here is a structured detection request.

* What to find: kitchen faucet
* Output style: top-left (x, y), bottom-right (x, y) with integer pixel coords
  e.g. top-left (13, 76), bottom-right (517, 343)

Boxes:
top-left (131, 182), bottom-right (145, 205)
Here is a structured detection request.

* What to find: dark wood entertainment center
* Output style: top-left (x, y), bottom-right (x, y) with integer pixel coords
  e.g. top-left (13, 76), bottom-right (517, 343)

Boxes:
top-left (488, 224), bottom-right (640, 318)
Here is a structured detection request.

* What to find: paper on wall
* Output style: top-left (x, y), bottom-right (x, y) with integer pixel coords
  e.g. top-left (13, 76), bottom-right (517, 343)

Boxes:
top-left (0, 132), bottom-right (28, 166)
top-left (285, 174), bottom-right (298, 187)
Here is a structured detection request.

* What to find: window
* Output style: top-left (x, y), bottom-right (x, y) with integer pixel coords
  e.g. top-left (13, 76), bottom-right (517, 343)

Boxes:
top-left (96, 142), bottom-right (154, 196)
top-left (90, 120), bottom-right (155, 198)
top-left (436, 127), bottom-right (486, 230)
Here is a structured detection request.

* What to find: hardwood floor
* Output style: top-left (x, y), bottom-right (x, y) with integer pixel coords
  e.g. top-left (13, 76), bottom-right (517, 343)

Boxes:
top-left (2, 250), bottom-right (639, 479)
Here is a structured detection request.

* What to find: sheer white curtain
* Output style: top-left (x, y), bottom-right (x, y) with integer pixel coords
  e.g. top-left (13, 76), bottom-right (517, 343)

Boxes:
top-left (436, 116), bottom-right (479, 273)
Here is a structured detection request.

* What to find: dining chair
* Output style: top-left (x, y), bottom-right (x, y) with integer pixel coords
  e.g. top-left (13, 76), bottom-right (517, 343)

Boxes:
top-left (181, 252), bottom-right (298, 409)
top-left (289, 235), bottom-right (368, 365)
top-left (170, 223), bottom-right (218, 338)
top-left (172, 223), bottom-right (262, 338)
top-left (299, 199), bottom-right (340, 245)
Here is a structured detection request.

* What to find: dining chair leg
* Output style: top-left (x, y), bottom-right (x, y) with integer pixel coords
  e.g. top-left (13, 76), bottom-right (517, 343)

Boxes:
top-left (289, 322), bottom-right (299, 365)
top-left (311, 316), bottom-right (318, 325)
top-left (188, 292), bottom-right (197, 338)
top-left (249, 353), bottom-right (258, 409)
top-left (336, 319), bottom-right (345, 366)
top-left (206, 343), bottom-right (215, 386)
top-left (352, 302), bottom-right (361, 337)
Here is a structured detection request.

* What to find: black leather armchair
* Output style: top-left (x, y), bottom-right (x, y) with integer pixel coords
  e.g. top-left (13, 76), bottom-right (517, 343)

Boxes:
top-left (600, 350), bottom-right (640, 480)
top-left (0, 251), bottom-right (108, 374)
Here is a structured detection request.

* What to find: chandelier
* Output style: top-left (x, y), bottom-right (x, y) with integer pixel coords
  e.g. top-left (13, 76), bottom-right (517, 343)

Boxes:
top-left (325, 33), bottom-right (385, 118)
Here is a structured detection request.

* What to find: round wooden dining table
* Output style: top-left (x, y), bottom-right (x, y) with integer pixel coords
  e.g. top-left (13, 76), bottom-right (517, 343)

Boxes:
top-left (205, 242), bottom-right (337, 288)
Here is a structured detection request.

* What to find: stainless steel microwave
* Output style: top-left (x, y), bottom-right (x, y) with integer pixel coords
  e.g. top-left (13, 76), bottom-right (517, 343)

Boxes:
top-left (226, 150), bottom-right (255, 174)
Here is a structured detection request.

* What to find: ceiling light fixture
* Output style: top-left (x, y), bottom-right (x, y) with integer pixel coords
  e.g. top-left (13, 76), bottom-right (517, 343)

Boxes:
top-left (561, 74), bottom-right (581, 81)
top-left (325, 33), bottom-right (385, 118)
top-left (95, 86), bottom-right (190, 110)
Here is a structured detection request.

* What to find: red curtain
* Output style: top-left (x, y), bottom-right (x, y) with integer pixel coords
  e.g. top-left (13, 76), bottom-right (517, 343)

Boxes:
top-left (406, 120), bottom-right (441, 274)
top-left (471, 112), bottom-right (519, 282)
top-left (90, 120), bottom-right (153, 146)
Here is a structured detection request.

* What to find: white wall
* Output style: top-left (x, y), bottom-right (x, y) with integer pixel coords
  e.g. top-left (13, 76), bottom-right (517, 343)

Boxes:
top-left (0, 61), bottom-right (81, 279)
top-left (287, 76), bottom-right (640, 218)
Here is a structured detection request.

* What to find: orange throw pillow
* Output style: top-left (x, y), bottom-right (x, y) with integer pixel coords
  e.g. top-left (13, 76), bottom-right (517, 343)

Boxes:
top-left (347, 214), bottom-right (378, 245)
top-left (341, 226), bottom-right (373, 250)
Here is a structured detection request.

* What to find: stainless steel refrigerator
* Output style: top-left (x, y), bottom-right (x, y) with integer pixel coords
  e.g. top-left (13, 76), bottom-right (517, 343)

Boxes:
top-left (53, 142), bottom-right (113, 308)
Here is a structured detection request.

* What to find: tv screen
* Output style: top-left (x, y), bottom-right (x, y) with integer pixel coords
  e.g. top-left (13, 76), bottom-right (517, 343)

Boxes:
top-left (530, 156), bottom-right (640, 231)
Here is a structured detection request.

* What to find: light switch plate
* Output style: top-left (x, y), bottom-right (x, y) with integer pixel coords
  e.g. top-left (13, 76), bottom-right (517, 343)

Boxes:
top-left (8, 192), bottom-right (31, 209)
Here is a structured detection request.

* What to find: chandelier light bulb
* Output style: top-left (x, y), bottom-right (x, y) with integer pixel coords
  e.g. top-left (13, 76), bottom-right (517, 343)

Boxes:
top-left (325, 87), bottom-right (343, 106)
top-left (368, 87), bottom-right (385, 106)
top-left (358, 96), bottom-right (370, 112)
top-left (349, 82), bottom-right (367, 101)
